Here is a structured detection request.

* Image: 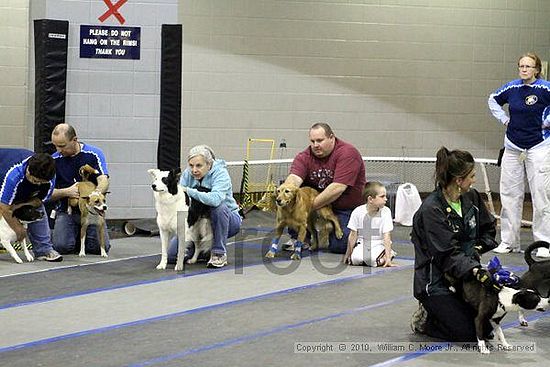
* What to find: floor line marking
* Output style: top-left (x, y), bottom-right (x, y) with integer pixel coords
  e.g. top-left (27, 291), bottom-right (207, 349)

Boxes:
top-left (125, 296), bottom-right (413, 367)
top-left (0, 265), bottom-right (414, 354)
top-left (0, 236), bottom-right (267, 278)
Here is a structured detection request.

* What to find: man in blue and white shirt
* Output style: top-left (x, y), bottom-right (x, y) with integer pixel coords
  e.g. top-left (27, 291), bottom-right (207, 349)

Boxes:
top-left (0, 148), bottom-right (63, 261)
top-left (49, 123), bottom-right (111, 255)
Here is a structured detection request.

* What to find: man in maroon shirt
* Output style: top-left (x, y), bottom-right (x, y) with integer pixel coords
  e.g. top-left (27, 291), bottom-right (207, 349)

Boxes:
top-left (284, 123), bottom-right (366, 253)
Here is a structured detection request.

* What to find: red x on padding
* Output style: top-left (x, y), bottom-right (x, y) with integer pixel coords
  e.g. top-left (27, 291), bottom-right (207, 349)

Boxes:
top-left (98, 0), bottom-right (128, 25)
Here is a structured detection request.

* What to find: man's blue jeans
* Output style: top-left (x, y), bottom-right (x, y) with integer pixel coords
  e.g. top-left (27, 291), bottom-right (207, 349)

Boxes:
top-left (52, 211), bottom-right (111, 255)
top-left (26, 204), bottom-right (56, 257)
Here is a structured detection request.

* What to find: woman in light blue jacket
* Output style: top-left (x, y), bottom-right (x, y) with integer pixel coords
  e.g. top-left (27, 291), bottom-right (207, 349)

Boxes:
top-left (169, 145), bottom-right (242, 268)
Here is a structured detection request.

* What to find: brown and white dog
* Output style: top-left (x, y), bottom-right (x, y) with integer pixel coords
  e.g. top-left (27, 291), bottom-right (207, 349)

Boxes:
top-left (0, 205), bottom-right (42, 263)
top-left (265, 182), bottom-right (343, 260)
top-left (68, 165), bottom-right (108, 257)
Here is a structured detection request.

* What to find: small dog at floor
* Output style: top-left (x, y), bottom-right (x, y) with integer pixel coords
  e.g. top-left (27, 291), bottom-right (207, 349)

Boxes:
top-left (460, 269), bottom-right (549, 354)
top-left (182, 186), bottom-right (213, 264)
top-left (265, 182), bottom-right (343, 260)
top-left (0, 205), bottom-right (42, 263)
top-left (68, 164), bottom-right (108, 257)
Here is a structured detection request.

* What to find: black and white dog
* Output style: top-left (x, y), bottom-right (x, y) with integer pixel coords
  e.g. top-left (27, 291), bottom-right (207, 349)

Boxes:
top-left (182, 186), bottom-right (213, 264)
top-left (0, 205), bottom-right (43, 263)
top-left (149, 168), bottom-right (213, 270)
top-left (462, 278), bottom-right (549, 354)
top-left (149, 168), bottom-right (188, 271)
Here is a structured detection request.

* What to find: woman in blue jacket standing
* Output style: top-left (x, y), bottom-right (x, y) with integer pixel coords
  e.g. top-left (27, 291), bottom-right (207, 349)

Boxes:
top-left (169, 145), bottom-right (242, 268)
top-left (488, 52), bottom-right (550, 257)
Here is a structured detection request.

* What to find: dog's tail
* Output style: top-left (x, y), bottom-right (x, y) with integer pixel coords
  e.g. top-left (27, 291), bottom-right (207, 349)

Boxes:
top-left (524, 241), bottom-right (550, 267)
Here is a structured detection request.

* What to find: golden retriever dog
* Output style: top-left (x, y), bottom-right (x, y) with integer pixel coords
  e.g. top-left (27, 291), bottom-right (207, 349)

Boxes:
top-left (265, 182), bottom-right (343, 260)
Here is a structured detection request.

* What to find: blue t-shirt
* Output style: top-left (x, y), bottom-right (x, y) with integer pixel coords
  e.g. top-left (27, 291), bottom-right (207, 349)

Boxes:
top-left (491, 79), bottom-right (550, 149)
top-left (52, 143), bottom-right (109, 210)
top-left (0, 148), bottom-right (55, 205)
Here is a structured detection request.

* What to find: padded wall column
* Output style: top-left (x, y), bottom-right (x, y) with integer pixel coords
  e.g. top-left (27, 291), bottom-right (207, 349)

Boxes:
top-left (34, 19), bottom-right (69, 154)
top-left (157, 24), bottom-right (183, 170)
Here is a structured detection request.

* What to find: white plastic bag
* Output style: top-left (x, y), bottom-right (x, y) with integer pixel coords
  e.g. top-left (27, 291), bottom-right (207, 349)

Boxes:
top-left (394, 183), bottom-right (422, 226)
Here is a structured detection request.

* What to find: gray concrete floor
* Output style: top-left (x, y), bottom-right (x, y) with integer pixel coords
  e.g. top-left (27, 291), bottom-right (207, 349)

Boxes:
top-left (0, 210), bottom-right (548, 367)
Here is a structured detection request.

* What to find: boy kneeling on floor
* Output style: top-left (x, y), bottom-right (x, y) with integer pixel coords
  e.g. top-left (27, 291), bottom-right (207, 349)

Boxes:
top-left (343, 181), bottom-right (397, 267)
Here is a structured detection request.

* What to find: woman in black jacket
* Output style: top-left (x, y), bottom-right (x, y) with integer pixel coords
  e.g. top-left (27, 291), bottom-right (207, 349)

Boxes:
top-left (410, 147), bottom-right (499, 341)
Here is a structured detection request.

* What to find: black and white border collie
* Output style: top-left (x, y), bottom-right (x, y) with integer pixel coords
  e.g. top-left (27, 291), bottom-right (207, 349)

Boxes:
top-left (148, 168), bottom-right (213, 270)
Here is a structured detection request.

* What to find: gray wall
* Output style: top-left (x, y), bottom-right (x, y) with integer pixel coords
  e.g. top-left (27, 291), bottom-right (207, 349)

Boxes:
top-left (0, 0), bottom-right (549, 219)
top-left (179, 0), bottom-right (550, 161)
top-left (0, 1), bottom-right (29, 147)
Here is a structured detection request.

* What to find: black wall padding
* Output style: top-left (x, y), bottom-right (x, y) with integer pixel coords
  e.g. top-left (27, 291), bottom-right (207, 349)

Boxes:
top-left (34, 19), bottom-right (69, 154)
top-left (157, 24), bottom-right (183, 171)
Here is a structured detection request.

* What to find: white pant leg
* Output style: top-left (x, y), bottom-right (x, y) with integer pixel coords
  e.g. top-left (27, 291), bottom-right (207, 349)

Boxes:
top-left (526, 144), bottom-right (550, 242)
top-left (370, 243), bottom-right (386, 267)
top-left (499, 148), bottom-right (525, 247)
top-left (350, 243), bottom-right (369, 266)
top-left (350, 241), bottom-right (385, 266)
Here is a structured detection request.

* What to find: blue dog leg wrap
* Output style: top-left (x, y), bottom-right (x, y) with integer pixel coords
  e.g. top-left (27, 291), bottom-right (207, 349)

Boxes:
top-left (270, 239), bottom-right (280, 253)
top-left (294, 241), bottom-right (303, 253)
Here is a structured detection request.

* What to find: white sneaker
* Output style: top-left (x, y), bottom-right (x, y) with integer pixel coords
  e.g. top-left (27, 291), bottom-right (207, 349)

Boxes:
top-left (493, 243), bottom-right (521, 254)
top-left (535, 247), bottom-right (550, 258)
top-left (206, 253), bottom-right (227, 268)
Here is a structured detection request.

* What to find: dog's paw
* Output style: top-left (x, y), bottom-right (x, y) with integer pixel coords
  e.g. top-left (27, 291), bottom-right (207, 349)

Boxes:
top-left (335, 229), bottom-right (344, 239)
top-left (520, 320), bottom-right (529, 327)
top-left (25, 254), bottom-right (34, 262)
top-left (265, 250), bottom-right (276, 258)
top-left (13, 256), bottom-right (23, 264)
top-left (78, 252), bottom-right (87, 257)
top-left (186, 258), bottom-right (197, 264)
top-left (479, 347), bottom-right (490, 355)
top-left (156, 262), bottom-right (167, 270)
top-left (477, 341), bottom-right (490, 355)
top-left (290, 252), bottom-right (302, 261)
top-left (100, 251), bottom-right (108, 258)
top-left (174, 264), bottom-right (183, 271)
